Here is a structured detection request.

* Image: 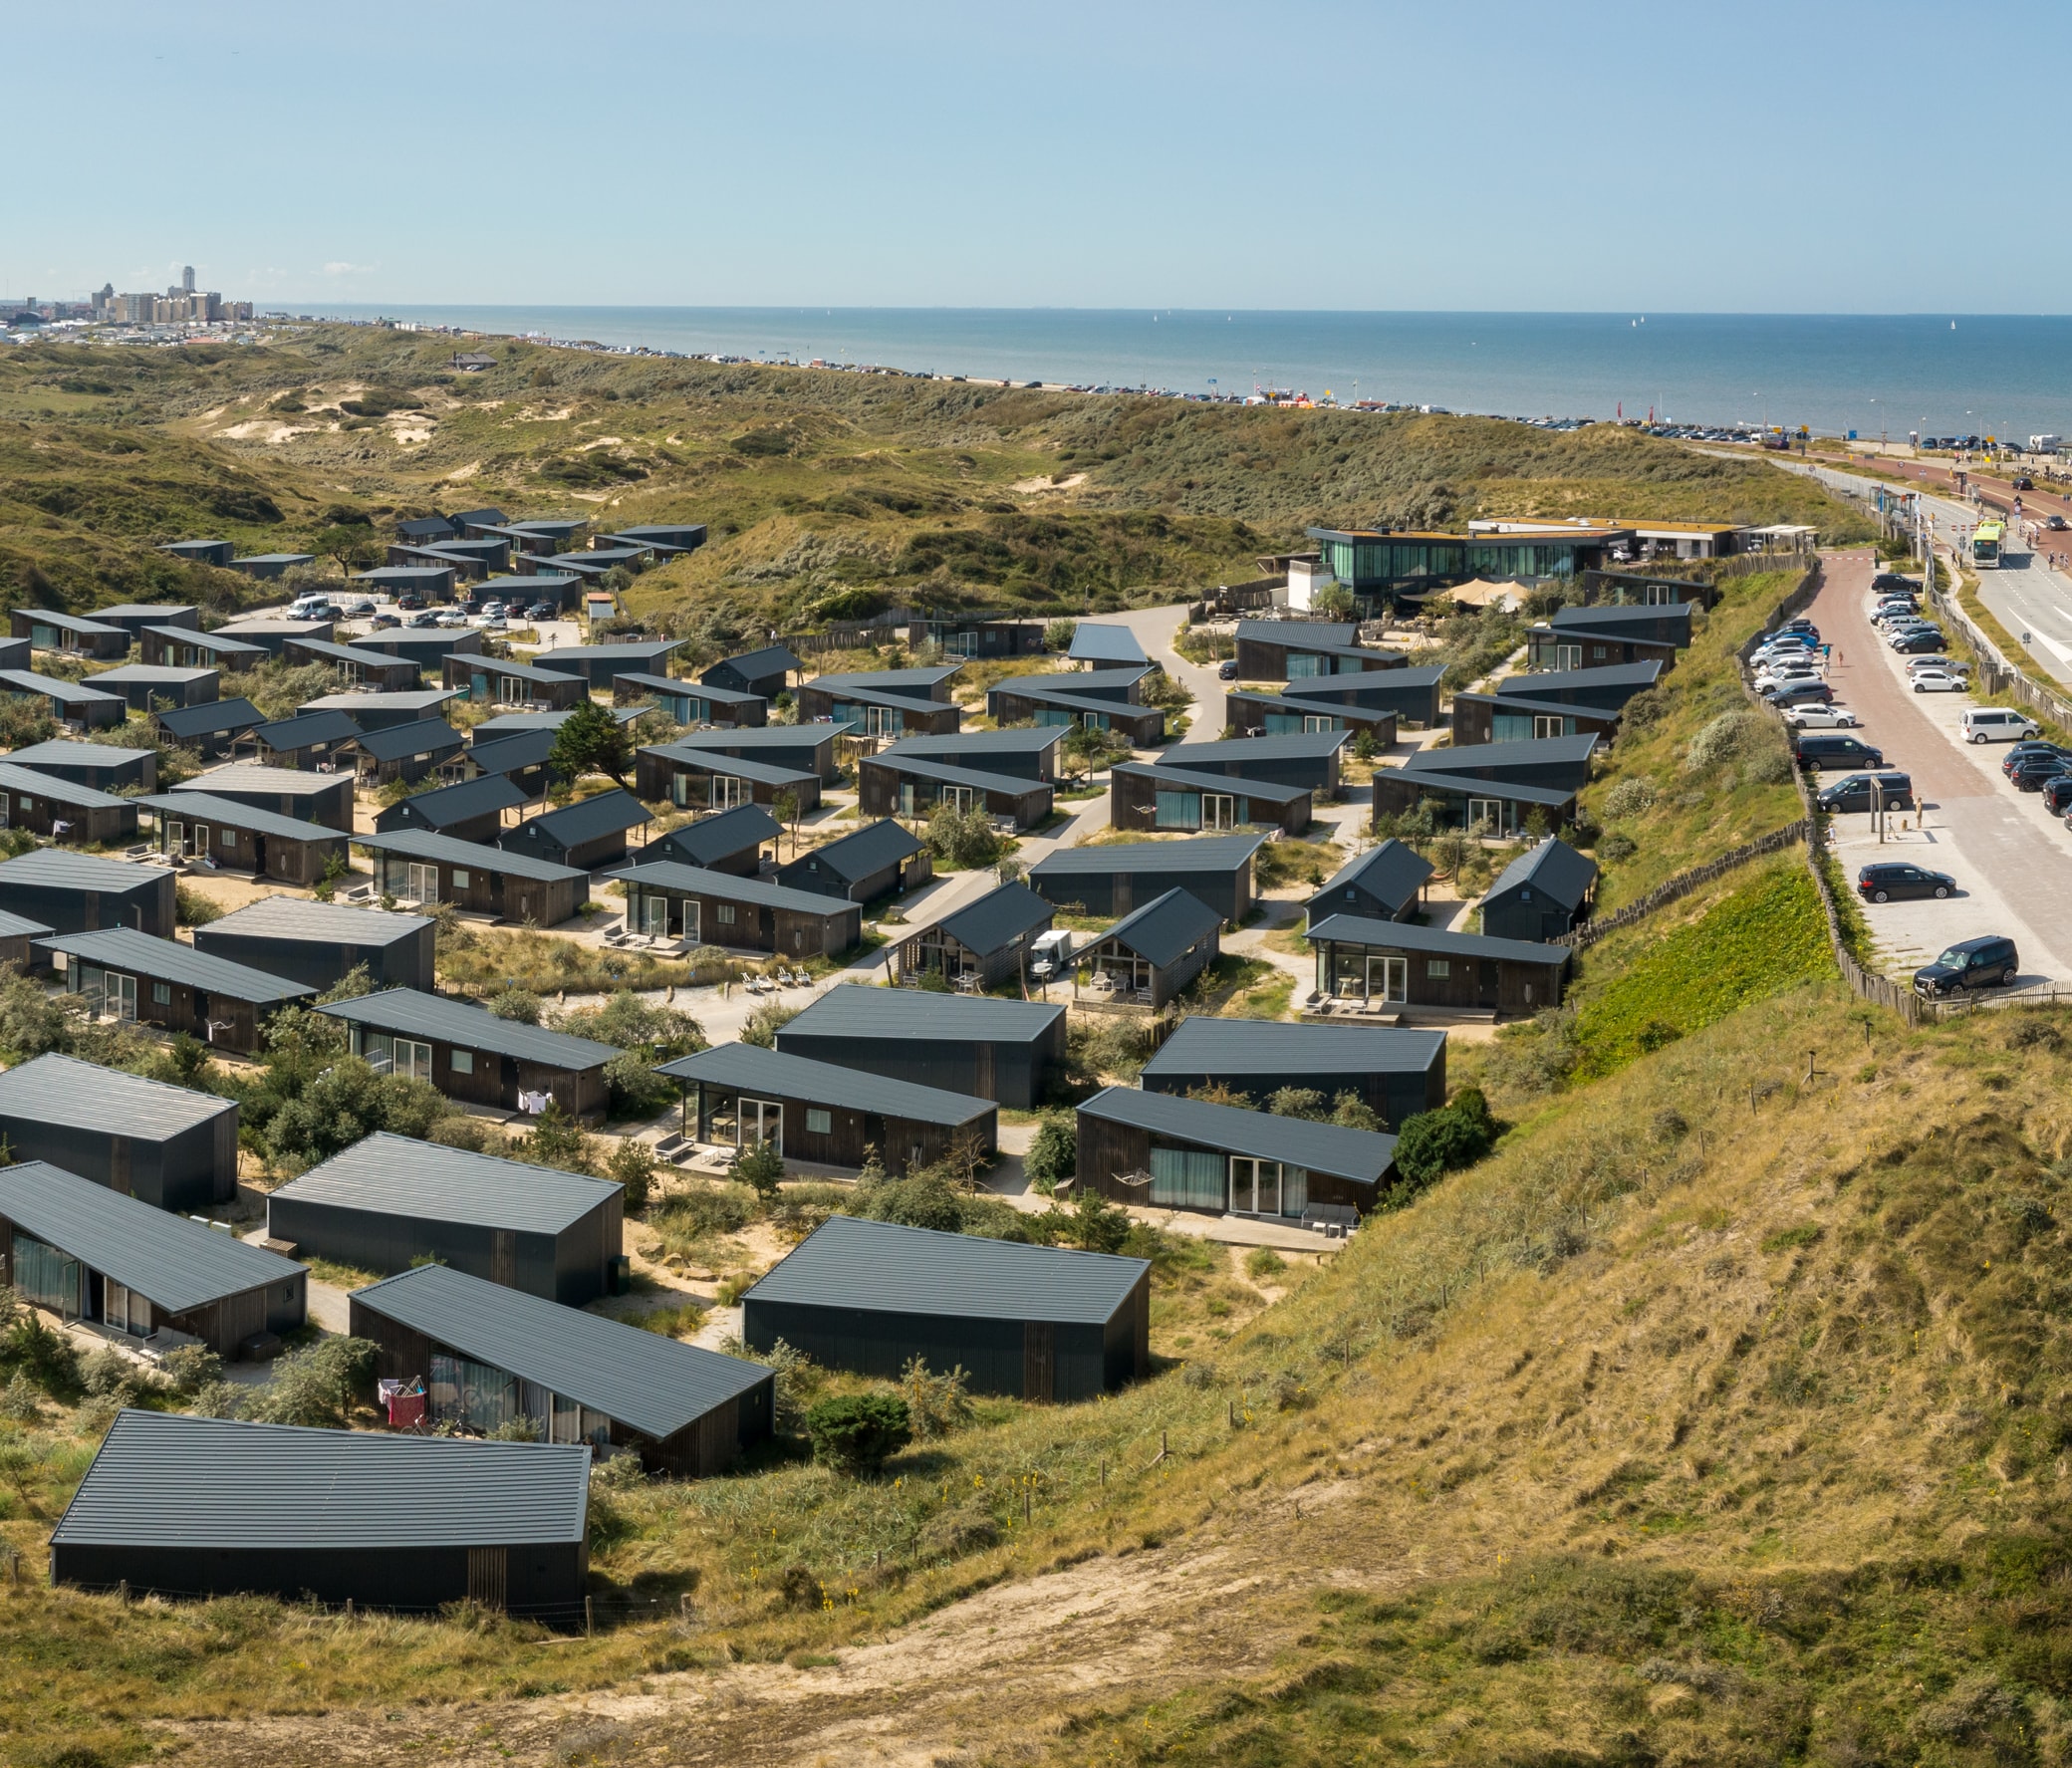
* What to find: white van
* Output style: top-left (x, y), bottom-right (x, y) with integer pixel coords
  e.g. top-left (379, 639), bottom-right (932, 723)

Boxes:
top-left (1962, 707), bottom-right (2040, 745)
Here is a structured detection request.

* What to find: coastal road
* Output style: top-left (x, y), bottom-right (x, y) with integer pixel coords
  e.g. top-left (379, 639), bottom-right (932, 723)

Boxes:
top-left (1810, 548), bottom-right (2072, 986)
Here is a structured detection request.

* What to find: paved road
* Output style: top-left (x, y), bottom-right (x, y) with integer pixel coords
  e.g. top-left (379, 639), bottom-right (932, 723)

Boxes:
top-left (1811, 549), bottom-right (2072, 986)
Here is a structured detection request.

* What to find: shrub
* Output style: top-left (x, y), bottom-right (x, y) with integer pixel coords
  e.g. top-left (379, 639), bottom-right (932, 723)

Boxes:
top-left (241, 1336), bottom-right (377, 1427)
top-left (175, 884), bottom-right (222, 926)
top-left (740, 1000), bottom-right (800, 1048)
top-left (1598, 831), bottom-right (1639, 865)
top-left (804, 1392), bottom-right (911, 1474)
top-left (1022, 1113), bottom-right (1077, 1195)
top-left (1392, 1087), bottom-right (1497, 1191)
top-left (858, 1171), bottom-right (964, 1232)
top-left (655, 1182), bottom-right (758, 1241)
top-left (157, 1345), bottom-right (222, 1393)
top-left (520, 1103), bottom-right (594, 1174)
top-left (486, 988), bottom-right (544, 1024)
top-left (1245, 1247), bottom-right (1287, 1281)
top-left (607, 1137), bottom-right (655, 1213)
top-left (1267, 1087), bottom-right (1328, 1121)
top-left (899, 1356), bottom-right (973, 1440)
top-left (1684, 709), bottom-right (1765, 773)
top-left (732, 1137), bottom-right (784, 1198)
top-left (923, 800), bottom-right (1002, 869)
top-left (81, 1347), bottom-right (143, 1401)
top-left (1601, 777), bottom-right (1658, 820)
top-left (1330, 1091), bottom-right (1383, 1131)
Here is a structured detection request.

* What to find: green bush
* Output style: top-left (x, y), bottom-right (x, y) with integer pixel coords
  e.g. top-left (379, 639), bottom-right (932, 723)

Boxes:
top-left (242, 1336), bottom-right (377, 1427)
top-left (1268, 1087), bottom-right (1329, 1121)
top-left (1393, 1087), bottom-right (1497, 1191)
top-left (804, 1391), bottom-right (911, 1473)
top-left (607, 1137), bottom-right (655, 1213)
top-left (732, 1137), bottom-right (784, 1198)
top-left (175, 884), bottom-right (222, 926)
top-left (1022, 1112), bottom-right (1077, 1195)
top-left (654, 1182), bottom-right (758, 1240)
top-left (740, 1000), bottom-right (800, 1048)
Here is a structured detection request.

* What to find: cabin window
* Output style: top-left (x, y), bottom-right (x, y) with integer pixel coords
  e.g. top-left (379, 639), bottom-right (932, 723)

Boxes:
top-left (716, 902), bottom-right (736, 925)
top-left (451, 869), bottom-right (470, 888)
top-left (151, 982), bottom-right (171, 1005)
top-left (451, 1050), bottom-right (474, 1075)
top-left (1426, 959), bottom-right (1449, 978)
top-left (806, 1108), bottom-right (832, 1135)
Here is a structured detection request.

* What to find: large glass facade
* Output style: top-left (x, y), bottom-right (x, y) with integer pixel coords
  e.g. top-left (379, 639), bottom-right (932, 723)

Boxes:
top-left (1321, 535), bottom-right (1469, 590)
top-left (1148, 1145), bottom-right (1225, 1209)
top-left (1467, 540), bottom-right (1580, 580)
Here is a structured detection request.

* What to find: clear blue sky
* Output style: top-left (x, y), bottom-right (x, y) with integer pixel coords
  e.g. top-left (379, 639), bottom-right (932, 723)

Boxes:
top-left (8, 0), bottom-right (2064, 312)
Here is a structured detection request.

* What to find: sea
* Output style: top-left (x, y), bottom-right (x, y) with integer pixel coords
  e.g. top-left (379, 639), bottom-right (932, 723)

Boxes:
top-left (314, 307), bottom-right (2072, 441)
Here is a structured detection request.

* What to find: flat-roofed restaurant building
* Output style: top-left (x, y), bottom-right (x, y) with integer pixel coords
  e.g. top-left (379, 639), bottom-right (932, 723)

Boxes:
top-left (774, 986), bottom-right (1066, 1111)
top-left (139, 792), bottom-right (351, 887)
top-left (0, 1051), bottom-right (240, 1211)
top-left (319, 988), bottom-right (619, 1120)
top-left (269, 1134), bottom-right (623, 1307)
top-left (1075, 1085), bottom-right (1399, 1223)
top-left (658, 1043), bottom-right (997, 1176)
top-left (0, 849), bottom-right (175, 937)
top-left (1140, 1016), bottom-right (1446, 1131)
top-left (607, 862), bottom-right (863, 959)
top-left (0, 1158), bottom-right (307, 1357)
top-left (352, 830), bottom-right (590, 926)
top-left (1304, 525), bottom-right (1635, 611)
top-left (49, 1411), bottom-right (592, 1618)
top-left (351, 1262), bottom-right (773, 1476)
top-left (38, 927), bottom-right (315, 1057)
top-left (192, 896), bottom-right (436, 994)
top-left (743, 1214), bottom-right (1150, 1402)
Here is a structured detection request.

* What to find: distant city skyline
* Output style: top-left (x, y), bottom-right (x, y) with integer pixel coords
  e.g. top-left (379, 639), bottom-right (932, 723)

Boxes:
top-left (6, 0), bottom-right (2070, 315)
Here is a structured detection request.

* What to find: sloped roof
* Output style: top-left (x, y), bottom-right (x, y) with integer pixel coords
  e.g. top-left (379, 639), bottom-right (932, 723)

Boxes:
top-left (1485, 837), bottom-right (1599, 911)
top-left (702, 644), bottom-right (802, 681)
top-left (1306, 911), bottom-right (1571, 968)
top-left (245, 711), bottom-right (363, 753)
top-left (1308, 839), bottom-right (1433, 912)
top-left (318, 988), bottom-right (620, 1070)
top-left (0, 762), bottom-right (130, 810)
top-left (1397, 734), bottom-right (1601, 776)
top-left (273, 1133), bottom-right (618, 1236)
top-left (778, 818), bottom-right (921, 884)
top-left (1141, 1016), bottom-right (1446, 1083)
top-left (642, 804), bottom-right (780, 867)
top-left (1066, 623), bottom-right (1150, 663)
top-left (0, 670), bottom-right (126, 706)
top-left (170, 764), bottom-right (349, 800)
top-left (1235, 618), bottom-right (1360, 645)
top-left (858, 753), bottom-right (1045, 796)
top-left (1110, 761), bottom-right (1309, 806)
top-left (461, 728), bottom-right (557, 778)
top-left (1160, 730), bottom-right (1349, 765)
top-left (355, 718), bottom-right (463, 763)
top-left (617, 673), bottom-right (762, 706)
top-left (195, 895), bottom-right (431, 947)
top-left (606, 861), bottom-right (861, 918)
top-left (138, 792), bottom-right (344, 844)
top-left (35, 927), bottom-right (314, 1006)
top-left (502, 787), bottom-right (650, 848)
top-left (646, 748), bottom-right (818, 789)
top-left (1031, 834), bottom-right (1263, 878)
top-left (931, 882), bottom-right (1053, 957)
top-left (657, 1044), bottom-right (992, 1130)
top-left (7, 741), bottom-right (153, 772)
top-left (881, 728), bottom-right (1060, 763)
top-left (351, 828), bottom-right (589, 884)
top-left (1496, 660), bottom-right (1663, 696)
top-left (0, 1050), bottom-right (234, 1137)
top-left (1077, 1085), bottom-right (1399, 1186)
top-left (145, 627), bottom-right (266, 657)
top-left (1089, 887), bottom-right (1223, 966)
top-left (374, 773), bottom-right (526, 831)
top-left (776, 983), bottom-right (1063, 1045)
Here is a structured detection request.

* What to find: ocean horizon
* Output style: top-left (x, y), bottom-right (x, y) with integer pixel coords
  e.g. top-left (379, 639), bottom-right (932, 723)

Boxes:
top-left (309, 306), bottom-right (2072, 440)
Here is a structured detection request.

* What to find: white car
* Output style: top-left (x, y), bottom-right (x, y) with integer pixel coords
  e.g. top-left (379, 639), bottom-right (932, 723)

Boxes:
top-left (433, 609), bottom-right (470, 628)
top-left (1906, 656), bottom-right (1968, 680)
top-left (1755, 669), bottom-right (1823, 694)
top-left (1785, 704), bottom-right (1861, 729)
top-left (1911, 669), bottom-right (1964, 692)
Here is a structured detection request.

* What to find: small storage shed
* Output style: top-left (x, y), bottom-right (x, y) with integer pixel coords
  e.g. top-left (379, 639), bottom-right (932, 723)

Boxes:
top-left (354, 717), bottom-right (465, 788)
top-left (637, 745), bottom-right (823, 815)
top-left (319, 989), bottom-right (620, 1119)
top-left (0, 1051), bottom-right (240, 1210)
top-left (774, 819), bottom-right (929, 903)
top-left (796, 679), bottom-right (962, 739)
top-left (193, 895), bottom-right (436, 994)
top-left (856, 753), bottom-right (1054, 830)
top-left (608, 862), bottom-right (863, 958)
top-left (658, 1043), bottom-right (997, 1176)
top-left (8, 741), bottom-right (156, 793)
top-left (282, 634), bottom-right (421, 692)
top-left (1108, 761), bottom-right (1312, 837)
top-left (1306, 912), bottom-right (1571, 1018)
top-left (300, 687), bottom-right (465, 731)
top-left (0, 763), bottom-right (137, 846)
top-left (700, 644), bottom-right (803, 701)
top-left (49, 1411), bottom-right (592, 1618)
top-left (374, 773), bottom-right (527, 844)
top-left (12, 607), bottom-right (128, 659)
top-left (892, 882), bottom-right (1052, 989)
top-left (0, 1158), bottom-right (305, 1355)
top-left (1139, 1016), bottom-right (1447, 1130)
top-left (230, 710), bottom-right (363, 773)
top-left (270, 1134), bottom-right (622, 1306)
top-left (0, 850), bottom-right (174, 936)
top-left (1223, 688), bottom-right (1400, 744)
top-left (1066, 623), bottom-right (1151, 665)
top-left (1070, 887), bottom-right (1221, 1009)
top-left (1075, 1086), bottom-right (1399, 1222)
top-left (532, 640), bottom-right (684, 688)
top-left (743, 1215), bottom-right (1150, 1402)
top-left (1305, 839), bottom-right (1432, 926)
top-left (1448, 690), bottom-right (1623, 747)
top-left (1029, 833), bottom-right (1261, 924)
top-left (140, 627), bottom-right (267, 672)
top-left (613, 673), bottom-right (766, 727)
top-left (353, 830), bottom-right (589, 926)
top-left (1479, 837), bottom-right (1599, 942)
top-left (350, 1263), bottom-right (773, 1476)
top-left (440, 654), bottom-right (588, 709)
top-left (775, 987), bottom-right (1066, 1110)
top-left (87, 664), bottom-right (218, 712)
top-left (636, 803), bottom-right (779, 877)
top-left (152, 695), bottom-right (263, 758)
top-left (1156, 730), bottom-right (1347, 795)
top-left (171, 764), bottom-right (355, 833)
top-left (91, 604), bottom-right (199, 639)
top-left (0, 670), bottom-right (128, 729)
top-left (500, 788), bottom-right (652, 872)
top-left (38, 927), bottom-right (315, 1056)
top-left (140, 792), bottom-right (351, 887)
top-left (662, 726), bottom-right (839, 783)
top-left (987, 678), bottom-right (1164, 744)
top-left (876, 728), bottom-right (1062, 782)
top-left (1497, 659), bottom-right (1663, 711)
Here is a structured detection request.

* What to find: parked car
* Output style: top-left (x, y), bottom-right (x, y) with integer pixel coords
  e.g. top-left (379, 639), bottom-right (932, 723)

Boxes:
top-left (1794, 733), bottom-right (1884, 770)
top-left (472, 614), bottom-right (508, 631)
top-left (2041, 775), bottom-right (2072, 817)
top-left (1892, 630), bottom-right (1947, 654)
top-left (1755, 667), bottom-right (1823, 693)
top-left (1784, 704), bottom-right (1860, 729)
top-left (343, 600), bottom-right (377, 618)
top-left (1766, 679), bottom-right (1835, 707)
top-left (1857, 862), bottom-right (1953, 902)
top-left (1914, 933), bottom-right (2019, 998)
top-left (404, 610), bottom-right (443, 629)
top-left (2002, 741), bottom-right (2071, 775)
top-left (370, 612), bottom-right (400, 631)
top-left (526, 601), bottom-right (557, 622)
top-left (1217, 658), bottom-right (1238, 680)
top-left (1911, 669), bottom-right (1965, 693)
top-left (396, 594), bottom-right (427, 612)
top-left (2012, 475), bottom-right (2034, 491)
top-left (2008, 752), bottom-right (2072, 791)
top-left (1905, 654), bottom-right (1967, 678)
top-left (433, 609), bottom-right (469, 629)
top-left (1963, 707), bottom-right (2040, 744)
top-left (1817, 770), bottom-right (1913, 813)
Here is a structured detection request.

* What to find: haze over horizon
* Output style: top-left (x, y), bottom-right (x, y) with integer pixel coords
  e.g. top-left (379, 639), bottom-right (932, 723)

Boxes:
top-left (9, 0), bottom-right (2068, 315)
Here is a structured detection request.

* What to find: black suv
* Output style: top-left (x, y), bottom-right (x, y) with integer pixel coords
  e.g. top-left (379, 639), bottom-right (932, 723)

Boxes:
top-left (2003, 741), bottom-right (2072, 777)
top-left (1915, 934), bottom-right (2019, 998)
top-left (1856, 862), bottom-right (1952, 902)
top-left (1817, 770), bottom-right (1913, 813)
top-left (2009, 752), bottom-right (2072, 791)
top-left (2041, 775), bottom-right (2072, 818)
top-left (1794, 733), bottom-right (1884, 770)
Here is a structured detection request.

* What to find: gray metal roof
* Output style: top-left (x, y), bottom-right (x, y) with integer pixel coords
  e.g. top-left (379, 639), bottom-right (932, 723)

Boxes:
top-left (1111, 761), bottom-right (1309, 806)
top-left (1497, 660), bottom-right (1662, 696)
top-left (809, 665), bottom-right (961, 694)
top-left (1141, 1016), bottom-right (1446, 1083)
top-left (1309, 839), bottom-right (1433, 911)
top-left (663, 727), bottom-right (833, 756)
top-left (815, 681), bottom-right (941, 714)
top-left (502, 788), bottom-right (649, 849)
top-left (990, 682), bottom-right (1154, 721)
top-left (657, 1044), bottom-right (992, 1130)
top-left (648, 749), bottom-right (818, 788)
top-left (776, 983), bottom-right (1063, 1045)
top-left (882, 728), bottom-right (1060, 762)
top-left (376, 773), bottom-right (527, 830)
top-left (145, 626), bottom-right (266, 656)
top-left (1399, 734), bottom-right (1601, 775)
top-left (288, 636), bottom-right (405, 671)
top-left (1066, 623), bottom-right (1150, 663)
top-left (36, 928), bottom-right (315, 1006)
top-left (87, 665), bottom-right (216, 685)
top-left (138, 793), bottom-right (343, 844)
top-left (618, 673), bottom-right (761, 706)
top-left (1077, 1086), bottom-right (1399, 1186)
top-left (352, 1263), bottom-right (769, 1440)
top-left (0, 1050), bottom-right (235, 1137)
top-left (607, 861), bottom-right (863, 918)
top-left (1031, 834), bottom-right (1263, 878)
top-left (533, 641), bottom-right (683, 668)
top-left (1277, 663), bottom-right (1447, 701)
top-left (859, 753), bottom-right (1044, 795)
top-left (50, 1409), bottom-right (590, 1550)
top-left (1161, 730), bottom-right (1349, 764)
top-left (1376, 770), bottom-right (1577, 809)
top-left (1306, 911), bottom-right (1572, 968)
top-left (0, 1159), bottom-right (303, 1313)
top-left (194, 895), bottom-right (432, 947)
top-left (171, 764), bottom-right (347, 800)
top-left (1235, 618), bottom-right (1360, 645)
top-left (355, 718), bottom-right (463, 762)
top-left (643, 804), bottom-right (779, 866)
top-left (453, 656), bottom-right (584, 687)
top-left (154, 697), bottom-right (263, 739)
top-left (351, 828), bottom-right (589, 884)
top-left (0, 906), bottom-right (50, 939)
top-left (7, 741), bottom-right (153, 771)
top-left (319, 988), bottom-right (621, 1070)
top-left (704, 644), bottom-right (802, 681)
top-left (1548, 603), bottom-right (1693, 634)
top-left (21, 609), bottom-right (124, 636)
top-left (931, 882), bottom-right (1053, 957)
top-left (0, 849), bottom-right (170, 892)
top-left (0, 670), bottom-right (125, 706)
top-left (273, 1133), bottom-right (618, 1236)
top-left (1086, 887), bottom-right (1222, 967)
top-left (302, 689), bottom-right (463, 715)
top-left (473, 708), bottom-right (640, 735)
top-left (745, 1213), bottom-right (1146, 1326)
top-left (779, 818), bottom-right (920, 884)
top-left (1451, 688), bottom-right (1617, 724)
top-left (463, 728), bottom-right (557, 777)
top-left (93, 604), bottom-right (197, 623)
top-left (0, 762), bottom-right (130, 810)
top-left (246, 711), bottom-right (363, 752)
top-left (1486, 837), bottom-right (1599, 910)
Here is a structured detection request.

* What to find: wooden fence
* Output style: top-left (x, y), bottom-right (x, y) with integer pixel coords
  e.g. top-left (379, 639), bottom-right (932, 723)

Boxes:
top-left (1557, 821), bottom-right (1808, 950)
